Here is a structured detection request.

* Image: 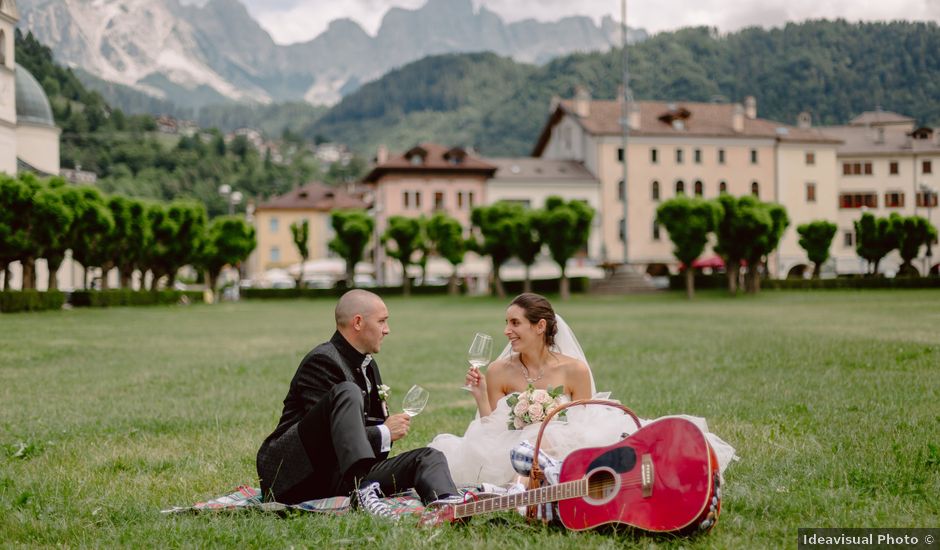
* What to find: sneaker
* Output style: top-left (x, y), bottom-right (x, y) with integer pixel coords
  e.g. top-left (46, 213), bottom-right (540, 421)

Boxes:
top-left (426, 493), bottom-right (471, 509)
top-left (354, 482), bottom-right (398, 521)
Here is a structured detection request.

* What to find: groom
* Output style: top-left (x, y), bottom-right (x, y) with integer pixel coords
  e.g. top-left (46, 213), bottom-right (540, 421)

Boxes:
top-left (256, 289), bottom-right (459, 516)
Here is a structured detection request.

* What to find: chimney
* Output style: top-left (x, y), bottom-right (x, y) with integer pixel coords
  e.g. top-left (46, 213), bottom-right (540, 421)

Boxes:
top-left (629, 102), bottom-right (641, 130)
top-left (744, 96), bottom-right (757, 119)
top-left (732, 104), bottom-right (745, 133)
top-left (797, 112), bottom-right (811, 129)
top-left (574, 85), bottom-right (591, 118)
top-left (376, 144), bottom-right (388, 164)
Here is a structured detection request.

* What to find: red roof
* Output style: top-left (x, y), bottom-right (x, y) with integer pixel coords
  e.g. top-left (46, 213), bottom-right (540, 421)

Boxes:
top-left (256, 181), bottom-right (369, 211)
top-left (363, 142), bottom-right (497, 183)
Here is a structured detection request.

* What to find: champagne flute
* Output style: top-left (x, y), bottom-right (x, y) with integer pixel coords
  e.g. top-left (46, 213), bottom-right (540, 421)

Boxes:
top-left (402, 384), bottom-right (430, 417)
top-left (462, 332), bottom-right (493, 391)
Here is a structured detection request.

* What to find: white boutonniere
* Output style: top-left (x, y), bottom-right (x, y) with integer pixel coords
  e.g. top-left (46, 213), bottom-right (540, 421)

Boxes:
top-left (378, 384), bottom-right (391, 402)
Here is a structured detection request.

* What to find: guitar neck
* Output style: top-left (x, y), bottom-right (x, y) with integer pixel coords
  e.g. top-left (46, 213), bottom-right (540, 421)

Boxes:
top-left (453, 479), bottom-right (588, 519)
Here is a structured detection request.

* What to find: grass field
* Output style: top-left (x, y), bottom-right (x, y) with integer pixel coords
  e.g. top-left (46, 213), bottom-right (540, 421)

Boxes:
top-left (1, 291), bottom-right (938, 548)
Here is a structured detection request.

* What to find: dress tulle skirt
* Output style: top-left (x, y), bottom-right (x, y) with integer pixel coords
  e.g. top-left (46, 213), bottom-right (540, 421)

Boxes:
top-left (429, 395), bottom-right (737, 487)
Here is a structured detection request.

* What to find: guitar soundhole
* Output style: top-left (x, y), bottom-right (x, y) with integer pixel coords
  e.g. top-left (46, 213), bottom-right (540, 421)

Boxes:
top-left (585, 468), bottom-right (617, 503)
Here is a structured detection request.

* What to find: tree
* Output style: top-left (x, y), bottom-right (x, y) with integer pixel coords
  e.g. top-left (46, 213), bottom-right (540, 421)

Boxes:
top-left (198, 216), bottom-right (256, 299)
top-left (534, 197), bottom-right (594, 300)
top-left (382, 216), bottom-right (425, 297)
top-left (471, 202), bottom-right (525, 298)
top-left (890, 213), bottom-right (937, 276)
top-left (112, 197), bottom-right (151, 289)
top-left (656, 196), bottom-right (723, 299)
top-left (290, 219), bottom-right (310, 287)
top-left (425, 212), bottom-right (467, 295)
top-left (714, 194), bottom-right (770, 295)
top-left (328, 210), bottom-right (374, 288)
top-left (742, 201), bottom-right (789, 293)
top-left (0, 175), bottom-right (33, 290)
top-left (25, 178), bottom-right (74, 290)
top-left (854, 213), bottom-right (896, 275)
top-left (145, 202), bottom-right (178, 290)
top-left (797, 220), bottom-right (838, 278)
top-left (164, 201), bottom-right (208, 287)
top-left (59, 185), bottom-right (114, 289)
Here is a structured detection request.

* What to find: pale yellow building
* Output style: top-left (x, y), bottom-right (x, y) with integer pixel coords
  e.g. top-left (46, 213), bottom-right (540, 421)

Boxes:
top-left (247, 182), bottom-right (369, 283)
top-left (532, 90), bottom-right (842, 276)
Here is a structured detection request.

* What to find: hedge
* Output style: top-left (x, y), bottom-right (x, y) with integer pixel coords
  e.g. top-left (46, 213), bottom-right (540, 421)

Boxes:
top-left (69, 289), bottom-right (205, 307)
top-left (0, 290), bottom-right (66, 313)
top-left (243, 277), bottom-right (589, 300)
top-left (669, 274), bottom-right (940, 291)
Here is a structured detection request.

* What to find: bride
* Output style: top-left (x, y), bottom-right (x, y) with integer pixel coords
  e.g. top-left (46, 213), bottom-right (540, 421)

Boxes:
top-left (429, 293), bottom-right (736, 487)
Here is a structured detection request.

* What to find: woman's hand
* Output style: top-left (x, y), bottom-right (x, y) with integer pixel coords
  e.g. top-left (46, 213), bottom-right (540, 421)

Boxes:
top-left (465, 366), bottom-right (487, 399)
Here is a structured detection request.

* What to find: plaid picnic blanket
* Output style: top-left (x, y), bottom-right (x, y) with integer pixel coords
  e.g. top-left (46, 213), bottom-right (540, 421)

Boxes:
top-left (160, 485), bottom-right (424, 518)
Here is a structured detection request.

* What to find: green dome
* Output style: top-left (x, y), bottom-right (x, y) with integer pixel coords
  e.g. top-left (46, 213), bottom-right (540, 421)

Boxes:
top-left (15, 63), bottom-right (55, 127)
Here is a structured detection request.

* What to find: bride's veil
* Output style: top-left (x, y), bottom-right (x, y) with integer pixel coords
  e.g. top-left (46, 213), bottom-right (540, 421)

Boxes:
top-left (496, 313), bottom-right (597, 395)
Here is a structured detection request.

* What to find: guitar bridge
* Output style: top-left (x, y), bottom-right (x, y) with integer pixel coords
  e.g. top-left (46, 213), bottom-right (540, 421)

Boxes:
top-left (641, 454), bottom-right (654, 498)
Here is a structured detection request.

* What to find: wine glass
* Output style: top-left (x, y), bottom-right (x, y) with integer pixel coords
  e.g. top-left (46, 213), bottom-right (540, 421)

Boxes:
top-left (402, 384), bottom-right (430, 417)
top-left (462, 332), bottom-right (493, 391)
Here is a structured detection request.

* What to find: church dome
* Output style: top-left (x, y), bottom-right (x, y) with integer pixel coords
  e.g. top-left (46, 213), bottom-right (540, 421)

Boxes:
top-left (15, 63), bottom-right (55, 127)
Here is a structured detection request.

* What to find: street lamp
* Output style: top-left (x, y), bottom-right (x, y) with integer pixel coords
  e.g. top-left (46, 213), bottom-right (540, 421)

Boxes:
top-left (218, 184), bottom-right (243, 215)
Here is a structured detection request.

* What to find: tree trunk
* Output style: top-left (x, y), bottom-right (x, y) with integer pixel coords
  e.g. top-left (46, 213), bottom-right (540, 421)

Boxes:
top-left (22, 258), bottom-right (35, 290)
top-left (685, 268), bottom-right (695, 300)
top-left (421, 262), bottom-right (428, 287)
top-left (492, 264), bottom-right (506, 299)
top-left (402, 264), bottom-right (411, 297)
top-left (120, 269), bottom-right (132, 290)
top-left (812, 262), bottom-right (821, 279)
top-left (101, 263), bottom-right (114, 290)
top-left (559, 267), bottom-right (570, 301)
top-left (208, 271), bottom-right (218, 304)
top-left (346, 263), bottom-right (355, 289)
top-left (1, 267), bottom-right (6, 290)
top-left (523, 265), bottom-right (532, 294)
top-left (47, 260), bottom-right (62, 291)
top-left (726, 263), bottom-right (739, 295)
top-left (873, 259), bottom-right (881, 277)
top-left (448, 267), bottom-right (459, 296)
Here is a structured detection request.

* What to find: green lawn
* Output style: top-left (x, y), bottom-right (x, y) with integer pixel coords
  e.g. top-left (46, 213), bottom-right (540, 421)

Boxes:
top-left (1, 291), bottom-right (938, 548)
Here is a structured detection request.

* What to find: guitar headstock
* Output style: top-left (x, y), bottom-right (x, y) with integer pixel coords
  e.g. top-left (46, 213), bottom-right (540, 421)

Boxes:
top-left (417, 504), bottom-right (456, 527)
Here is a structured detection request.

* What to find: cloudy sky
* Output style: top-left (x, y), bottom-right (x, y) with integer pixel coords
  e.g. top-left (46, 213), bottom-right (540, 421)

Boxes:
top-left (227, 0), bottom-right (940, 45)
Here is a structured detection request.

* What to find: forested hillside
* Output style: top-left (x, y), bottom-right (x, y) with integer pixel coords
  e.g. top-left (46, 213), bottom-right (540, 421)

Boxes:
top-left (307, 20), bottom-right (940, 156)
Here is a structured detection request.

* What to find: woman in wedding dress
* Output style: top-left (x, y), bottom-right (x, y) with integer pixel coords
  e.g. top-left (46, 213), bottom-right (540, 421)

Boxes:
top-left (429, 293), bottom-right (737, 487)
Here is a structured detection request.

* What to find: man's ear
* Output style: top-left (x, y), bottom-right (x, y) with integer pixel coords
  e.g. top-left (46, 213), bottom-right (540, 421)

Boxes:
top-left (352, 314), bottom-right (364, 331)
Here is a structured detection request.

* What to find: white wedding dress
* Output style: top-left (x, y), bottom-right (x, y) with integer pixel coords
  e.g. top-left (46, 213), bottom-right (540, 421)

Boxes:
top-left (429, 315), bottom-right (737, 487)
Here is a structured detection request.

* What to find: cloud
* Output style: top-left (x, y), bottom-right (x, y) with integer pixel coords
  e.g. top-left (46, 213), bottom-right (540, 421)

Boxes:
top-left (239, 0), bottom-right (940, 45)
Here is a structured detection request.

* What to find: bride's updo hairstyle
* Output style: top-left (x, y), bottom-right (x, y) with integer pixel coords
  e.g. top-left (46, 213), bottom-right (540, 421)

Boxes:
top-left (510, 293), bottom-right (557, 349)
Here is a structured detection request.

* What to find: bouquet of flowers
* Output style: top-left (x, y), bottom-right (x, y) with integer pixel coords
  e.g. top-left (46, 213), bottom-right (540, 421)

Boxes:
top-left (506, 384), bottom-right (566, 430)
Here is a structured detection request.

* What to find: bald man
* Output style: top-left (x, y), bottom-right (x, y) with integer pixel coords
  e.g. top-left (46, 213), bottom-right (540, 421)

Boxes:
top-left (256, 290), bottom-right (459, 517)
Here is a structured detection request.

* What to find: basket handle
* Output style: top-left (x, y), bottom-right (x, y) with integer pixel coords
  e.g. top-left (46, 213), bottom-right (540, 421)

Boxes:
top-left (526, 399), bottom-right (641, 520)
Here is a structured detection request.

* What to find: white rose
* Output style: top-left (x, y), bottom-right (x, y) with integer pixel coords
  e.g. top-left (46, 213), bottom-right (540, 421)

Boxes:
top-left (517, 395), bottom-right (530, 409)
top-left (513, 417), bottom-right (525, 429)
top-left (533, 390), bottom-right (552, 405)
top-left (528, 403), bottom-right (545, 421)
top-left (514, 401), bottom-right (530, 417)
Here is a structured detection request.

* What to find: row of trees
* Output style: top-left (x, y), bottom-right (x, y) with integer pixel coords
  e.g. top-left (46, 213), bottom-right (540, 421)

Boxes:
top-left (656, 195), bottom-right (937, 299)
top-left (318, 197), bottom-right (594, 299)
top-left (0, 173), bottom-right (256, 299)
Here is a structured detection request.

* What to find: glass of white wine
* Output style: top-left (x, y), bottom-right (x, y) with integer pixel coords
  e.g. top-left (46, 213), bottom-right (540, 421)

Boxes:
top-left (402, 384), bottom-right (430, 417)
top-left (462, 332), bottom-right (493, 391)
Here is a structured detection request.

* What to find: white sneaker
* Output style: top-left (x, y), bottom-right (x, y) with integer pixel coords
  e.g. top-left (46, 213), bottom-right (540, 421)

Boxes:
top-left (354, 482), bottom-right (398, 521)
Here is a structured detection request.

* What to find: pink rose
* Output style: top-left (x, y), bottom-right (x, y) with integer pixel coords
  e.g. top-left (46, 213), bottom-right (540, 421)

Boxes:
top-left (513, 417), bottom-right (525, 429)
top-left (514, 401), bottom-right (530, 417)
top-left (528, 403), bottom-right (545, 421)
top-left (533, 390), bottom-right (552, 405)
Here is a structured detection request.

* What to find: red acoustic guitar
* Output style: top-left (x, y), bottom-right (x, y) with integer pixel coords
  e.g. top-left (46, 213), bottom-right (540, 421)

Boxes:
top-left (421, 403), bottom-right (721, 534)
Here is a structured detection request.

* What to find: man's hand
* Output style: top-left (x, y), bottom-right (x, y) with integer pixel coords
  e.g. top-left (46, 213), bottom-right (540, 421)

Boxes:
top-left (384, 413), bottom-right (411, 441)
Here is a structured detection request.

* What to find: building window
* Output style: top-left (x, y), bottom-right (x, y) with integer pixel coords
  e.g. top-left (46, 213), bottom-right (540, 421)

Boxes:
top-left (652, 221), bottom-right (661, 241)
top-left (719, 180), bottom-right (727, 193)
top-left (434, 191), bottom-right (445, 210)
top-left (650, 148), bottom-right (658, 164)
top-left (617, 148), bottom-right (624, 162)
top-left (889, 161), bottom-right (899, 175)
top-left (884, 192), bottom-right (904, 208)
top-left (694, 180), bottom-right (704, 197)
top-left (924, 160), bottom-right (933, 174)
top-left (676, 148), bottom-right (684, 164)
top-left (456, 192), bottom-right (463, 209)
top-left (651, 180), bottom-right (660, 201)
top-left (805, 151), bottom-right (815, 165)
top-left (619, 218), bottom-right (626, 242)
top-left (618, 180), bottom-right (625, 201)
top-left (751, 181), bottom-right (759, 197)
top-left (403, 191), bottom-right (410, 208)
top-left (916, 191), bottom-right (938, 207)
top-left (718, 149), bottom-right (725, 164)
top-left (269, 217), bottom-right (279, 233)
top-left (750, 149), bottom-right (758, 164)
top-left (839, 193), bottom-right (878, 209)
top-left (270, 246), bottom-right (280, 262)
top-left (843, 231), bottom-right (854, 248)
top-left (675, 180), bottom-right (685, 195)
top-left (468, 192), bottom-right (475, 208)
top-left (0, 30), bottom-right (5, 66)
top-left (806, 182), bottom-right (816, 203)
top-left (409, 154), bottom-right (424, 166)
top-left (842, 161), bottom-right (873, 176)
top-left (694, 148), bottom-right (702, 164)
top-left (415, 191), bottom-right (422, 208)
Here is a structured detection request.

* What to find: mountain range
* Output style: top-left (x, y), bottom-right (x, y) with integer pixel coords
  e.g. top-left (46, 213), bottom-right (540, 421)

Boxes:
top-left (15, 0), bottom-right (644, 108)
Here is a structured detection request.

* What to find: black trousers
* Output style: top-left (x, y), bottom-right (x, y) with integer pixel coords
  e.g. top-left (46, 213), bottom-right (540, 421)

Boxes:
top-left (258, 382), bottom-right (457, 505)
